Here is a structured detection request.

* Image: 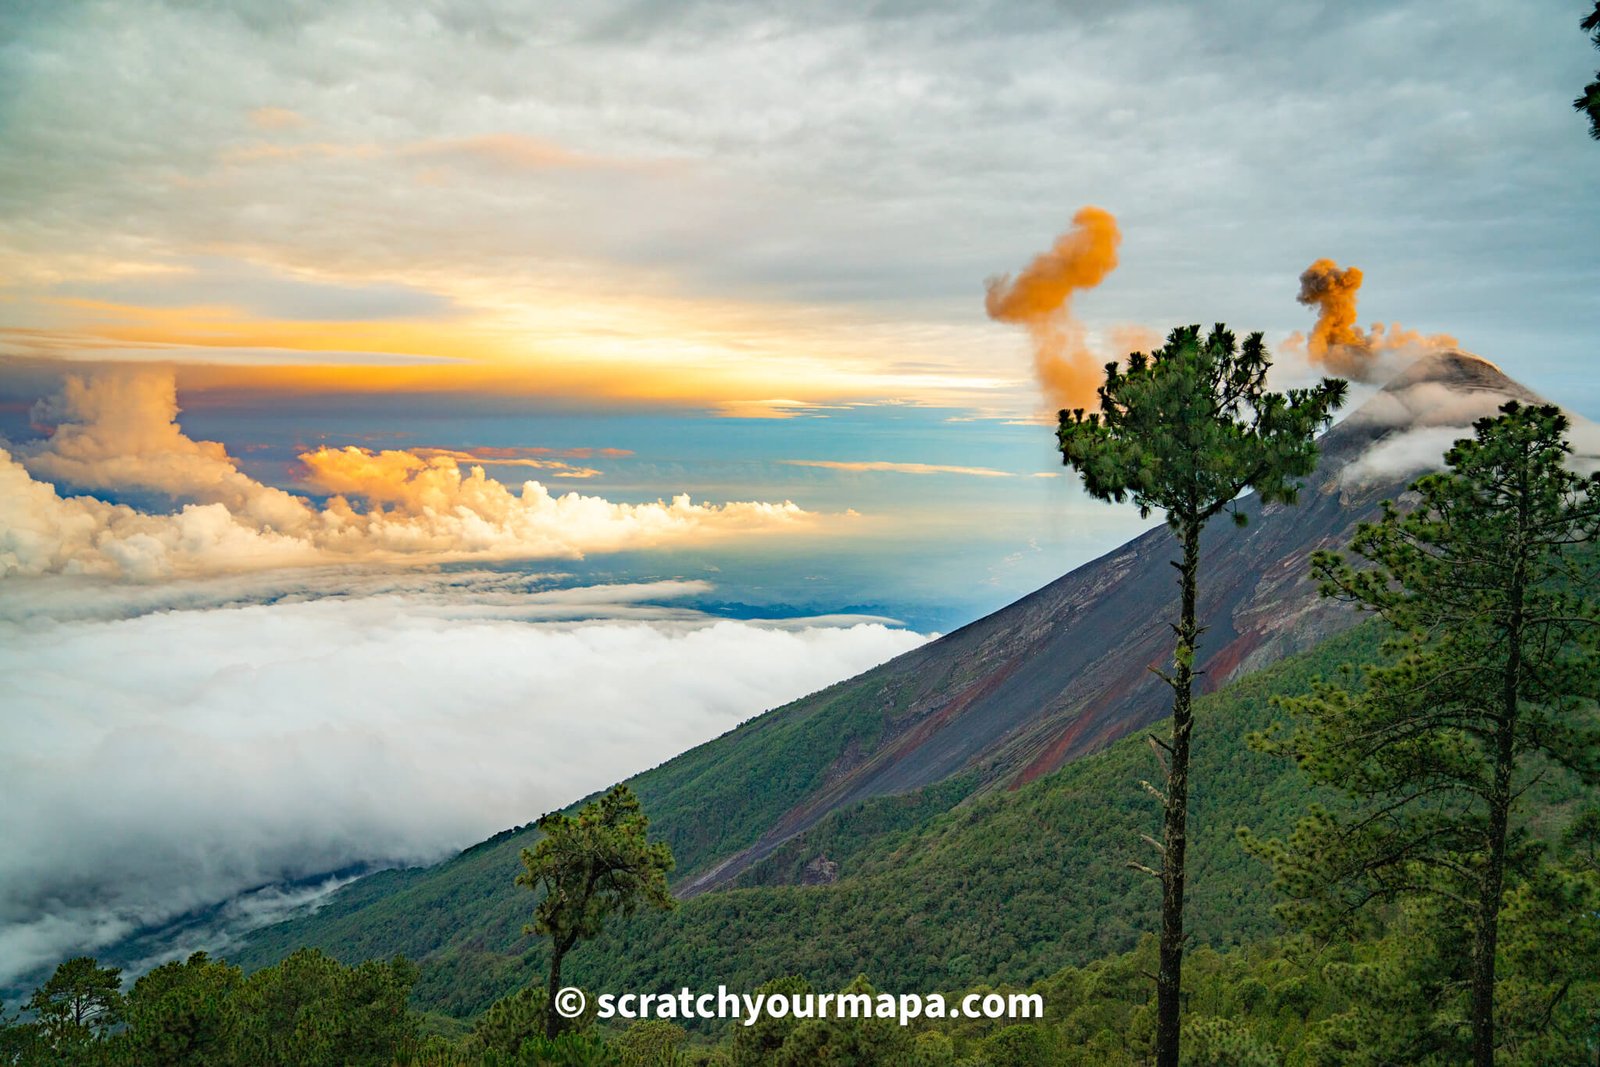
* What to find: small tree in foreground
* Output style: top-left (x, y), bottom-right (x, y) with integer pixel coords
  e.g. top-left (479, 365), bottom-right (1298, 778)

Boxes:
top-left (1248, 402), bottom-right (1600, 1067)
top-left (1058, 323), bottom-right (1345, 1067)
top-left (24, 955), bottom-right (124, 1052)
top-left (518, 783), bottom-right (676, 1039)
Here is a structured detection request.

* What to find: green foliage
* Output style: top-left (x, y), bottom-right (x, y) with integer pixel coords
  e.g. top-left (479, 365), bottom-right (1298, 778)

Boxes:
top-left (225, 948), bottom-right (418, 1067)
top-left (22, 956), bottom-right (123, 1054)
top-left (519, 784), bottom-right (675, 1036)
top-left (1179, 1016), bottom-right (1279, 1067)
top-left (474, 986), bottom-right (551, 1058)
top-left (1248, 402), bottom-right (1600, 1062)
top-left (521, 785), bottom-right (677, 954)
top-left (1492, 857), bottom-right (1600, 1063)
top-left (1058, 322), bottom-right (1345, 1065)
top-left (728, 976), bottom-right (812, 1067)
top-left (508, 1030), bottom-right (621, 1067)
top-left (769, 976), bottom-right (915, 1066)
top-left (1577, 2), bottom-right (1600, 140)
top-left (1058, 324), bottom-right (1346, 527)
top-left (613, 1019), bottom-right (689, 1067)
top-left (981, 1022), bottom-right (1058, 1067)
top-left (0, 948), bottom-right (425, 1067)
top-left (119, 951), bottom-right (241, 1065)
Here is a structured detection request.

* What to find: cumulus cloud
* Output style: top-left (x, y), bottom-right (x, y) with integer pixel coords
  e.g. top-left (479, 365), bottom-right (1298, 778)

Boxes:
top-left (23, 370), bottom-right (312, 530)
top-left (2, 370), bottom-right (816, 579)
top-left (0, 574), bottom-right (928, 987)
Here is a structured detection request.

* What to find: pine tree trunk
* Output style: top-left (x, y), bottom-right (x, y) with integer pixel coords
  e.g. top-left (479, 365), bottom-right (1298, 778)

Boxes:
top-left (1473, 744), bottom-right (1511, 1067)
top-left (545, 944), bottom-right (567, 1040)
top-left (1472, 508), bottom-right (1526, 1067)
top-left (1155, 517), bottom-right (1201, 1067)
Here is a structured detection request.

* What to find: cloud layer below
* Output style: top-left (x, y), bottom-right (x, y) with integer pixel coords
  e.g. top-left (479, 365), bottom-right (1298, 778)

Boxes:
top-left (0, 573), bottom-right (928, 987)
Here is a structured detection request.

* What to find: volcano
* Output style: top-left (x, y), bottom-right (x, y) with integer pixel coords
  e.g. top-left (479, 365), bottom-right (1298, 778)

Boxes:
top-left (677, 350), bottom-right (1552, 893)
top-left (225, 350), bottom-right (1581, 982)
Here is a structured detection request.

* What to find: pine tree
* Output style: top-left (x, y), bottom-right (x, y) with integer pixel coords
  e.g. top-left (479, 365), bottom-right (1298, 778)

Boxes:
top-left (1058, 323), bottom-right (1345, 1067)
top-left (1249, 401), bottom-right (1600, 1066)
top-left (24, 956), bottom-right (124, 1052)
top-left (519, 783), bottom-right (676, 1038)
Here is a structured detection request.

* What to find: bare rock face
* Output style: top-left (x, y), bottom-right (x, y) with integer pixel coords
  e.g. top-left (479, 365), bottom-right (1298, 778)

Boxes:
top-left (799, 854), bottom-right (840, 886)
top-left (685, 351), bottom-right (1550, 894)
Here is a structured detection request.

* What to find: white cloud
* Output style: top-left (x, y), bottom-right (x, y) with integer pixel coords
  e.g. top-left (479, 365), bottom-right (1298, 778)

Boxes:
top-left (2, 1), bottom-right (1597, 410)
top-left (1, 369), bottom-right (817, 578)
top-left (1340, 424), bottom-right (1474, 486)
top-left (1335, 355), bottom-right (1600, 485)
top-left (0, 575), bottom-right (929, 986)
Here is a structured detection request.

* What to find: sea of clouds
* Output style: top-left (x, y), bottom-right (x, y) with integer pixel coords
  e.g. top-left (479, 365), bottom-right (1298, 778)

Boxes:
top-left (0, 569), bottom-right (928, 987)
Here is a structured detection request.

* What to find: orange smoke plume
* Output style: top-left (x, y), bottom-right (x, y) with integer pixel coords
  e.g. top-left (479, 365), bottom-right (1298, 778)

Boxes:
top-left (985, 206), bottom-right (1122, 410)
top-left (1296, 258), bottom-right (1457, 380)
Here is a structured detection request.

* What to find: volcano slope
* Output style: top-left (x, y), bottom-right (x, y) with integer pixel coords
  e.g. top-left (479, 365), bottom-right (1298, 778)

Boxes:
top-left (232, 351), bottom-right (1561, 1005)
top-left (662, 350), bottom-right (1545, 892)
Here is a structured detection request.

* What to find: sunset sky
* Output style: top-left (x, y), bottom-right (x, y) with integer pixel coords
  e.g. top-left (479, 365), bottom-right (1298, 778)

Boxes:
top-left (2, 0), bottom-right (1598, 984)
top-left (4, 2), bottom-right (1599, 620)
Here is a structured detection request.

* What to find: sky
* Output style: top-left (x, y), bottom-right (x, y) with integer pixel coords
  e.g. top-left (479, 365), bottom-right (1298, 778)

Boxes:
top-left (1, 0), bottom-right (1597, 987)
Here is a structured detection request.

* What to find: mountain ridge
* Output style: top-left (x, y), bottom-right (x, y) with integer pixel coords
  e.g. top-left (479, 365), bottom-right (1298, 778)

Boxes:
top-left (678, 349), bottom-right (1540, 892)
top-left (211, 350), bottom-right (1555, 995)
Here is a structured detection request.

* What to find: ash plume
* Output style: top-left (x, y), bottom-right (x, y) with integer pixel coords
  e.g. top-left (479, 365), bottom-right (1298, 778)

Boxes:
top-left (985, 206), bottom-right (1122, 410)
top-left (1295, 258), bottom-right (1457, 380)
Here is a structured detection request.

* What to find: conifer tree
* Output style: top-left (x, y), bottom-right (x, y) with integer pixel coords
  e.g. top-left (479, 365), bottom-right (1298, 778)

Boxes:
top-left (519, 783), bottom-right (676, 1038)
top-left (24, 956), bottom-right (124, 1052)
top-left (1250, 401), bottom-right (1600, 1066)
top-left (1058, 324), bottom-right (1345, 1067)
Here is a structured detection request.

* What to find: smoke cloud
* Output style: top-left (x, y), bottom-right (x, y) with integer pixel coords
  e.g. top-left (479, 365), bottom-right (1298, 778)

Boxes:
top-left (1295, 258), bottom-right (1458, 380)
top-left (985, 206), bottom-right (1123, 411)
top-left (2, 370), bottom-right (815, 579)
top-left (0, 573), bottom-right (928, 986)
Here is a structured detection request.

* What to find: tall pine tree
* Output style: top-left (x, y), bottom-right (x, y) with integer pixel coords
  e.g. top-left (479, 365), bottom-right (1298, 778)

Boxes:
top-left (1250, 401), bottom-right (1600, 1066)
top-left (1058, 324), bottom-right (1345, 1067)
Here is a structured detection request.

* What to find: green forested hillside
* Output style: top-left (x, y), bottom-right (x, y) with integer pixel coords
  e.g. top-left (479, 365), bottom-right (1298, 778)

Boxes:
top-left (237, 623), bottom-right (1399, 1016)
top-left (230, 662), bottom-right (959, 992)
top-left (237, 612), bottom-right (1594, 1021)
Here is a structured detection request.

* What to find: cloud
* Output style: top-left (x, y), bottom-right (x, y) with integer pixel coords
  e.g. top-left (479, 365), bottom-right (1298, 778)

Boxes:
top-left (714, 399), bottom-right (847, 420)
top-left (1340, 424), bottom-right (1476, 487)
top-left (247, 106), bottom-right (305, 130)
top-left (401, 133), bottom-right (658, 174)
top-left (2, 370), bottom-right (817, 578)
top-left (22, 370), bottom-right (314, 531)
top-left (0, 573), bottom-right (929, 986)
top-left (781, 459), bottom-right (1015, 477)
top-left (407, 449), bottom-right (602, 478)
top-left (4, 1), bottom-right (1596, 413)
top-left (1335, 354), bottom-right (1600, 485)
